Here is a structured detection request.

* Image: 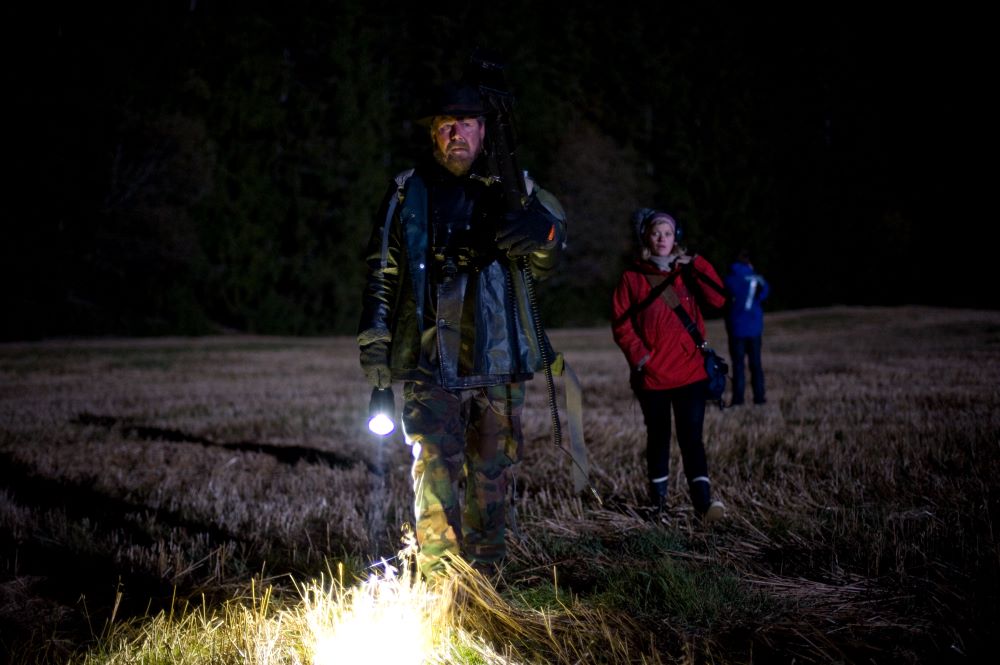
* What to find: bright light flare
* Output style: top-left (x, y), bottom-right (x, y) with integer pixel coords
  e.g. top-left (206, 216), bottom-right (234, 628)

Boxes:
top-left (367, 413), bottom-right (395, 436)
top-left (367, 387), bottom-right (396, 437)
top-left (304, 558), bottom-right (448, 665)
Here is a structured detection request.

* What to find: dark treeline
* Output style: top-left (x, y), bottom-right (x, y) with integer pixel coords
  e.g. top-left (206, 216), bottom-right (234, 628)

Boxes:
top-left (3, 1), bottom-right (982, 339)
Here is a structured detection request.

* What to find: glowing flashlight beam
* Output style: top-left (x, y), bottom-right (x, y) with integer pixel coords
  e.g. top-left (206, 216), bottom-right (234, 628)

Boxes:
top-left (367, 413), bottom-right (395, 436)
top-left (367, 387), bottom-right (396, 437)
top-left (305, 562), bottom-right (445, 665)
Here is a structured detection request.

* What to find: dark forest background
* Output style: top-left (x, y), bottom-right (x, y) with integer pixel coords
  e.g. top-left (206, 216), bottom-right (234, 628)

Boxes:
top-left (2, 1), bottom-right (987, 340)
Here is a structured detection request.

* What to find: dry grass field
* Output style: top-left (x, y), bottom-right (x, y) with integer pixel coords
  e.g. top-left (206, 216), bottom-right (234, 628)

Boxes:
top-left (1, 306), bottom-right (998, 663)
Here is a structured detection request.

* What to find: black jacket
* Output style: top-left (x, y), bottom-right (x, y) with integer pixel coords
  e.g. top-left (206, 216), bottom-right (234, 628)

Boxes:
top-left (358, 159), bottom-right (566, 389)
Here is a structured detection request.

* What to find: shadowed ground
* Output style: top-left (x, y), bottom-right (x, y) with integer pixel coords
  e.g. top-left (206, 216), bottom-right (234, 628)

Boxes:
top-left (1, 308), bottom-right (998, 663)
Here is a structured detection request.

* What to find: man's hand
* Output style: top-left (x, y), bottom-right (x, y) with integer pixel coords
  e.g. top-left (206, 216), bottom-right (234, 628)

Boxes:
top-left (360, 341), bottom-right (391, 389)
top-left (496, 204), bottom-right (557, 257)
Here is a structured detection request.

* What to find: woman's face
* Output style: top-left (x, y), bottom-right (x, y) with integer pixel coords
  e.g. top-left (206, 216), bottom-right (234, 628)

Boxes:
top-left (646, 220), bottom-right (676, 257)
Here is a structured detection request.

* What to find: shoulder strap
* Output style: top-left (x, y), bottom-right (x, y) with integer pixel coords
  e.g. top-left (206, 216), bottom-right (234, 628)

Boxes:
top-left (687, 261), bottom-right (727, 298)
top-left (643, 275), bottom-right (708, 350)
top-left (379, 169), bottom-right (415, 270)
top-left (678, 258), bottom-right (728, 316)
top-left (611, 270), bottom-right (680, 329)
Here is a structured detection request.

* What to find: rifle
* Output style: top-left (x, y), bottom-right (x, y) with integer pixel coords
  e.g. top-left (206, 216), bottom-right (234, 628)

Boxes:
top-left (469, 52), bottom-right (529, 212)
top-left (468, 50), bottom-right (558, 437)
top-left (468, 51), bottom-right (598, 502)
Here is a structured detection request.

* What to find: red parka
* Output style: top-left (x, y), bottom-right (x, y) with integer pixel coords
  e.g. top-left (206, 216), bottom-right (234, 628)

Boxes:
top-left (612, 255), bottom-right (726, 391)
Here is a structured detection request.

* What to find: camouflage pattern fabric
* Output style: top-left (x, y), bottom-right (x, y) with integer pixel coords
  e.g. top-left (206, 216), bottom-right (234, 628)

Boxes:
top-left (402, 380), bottom-right (525, 578)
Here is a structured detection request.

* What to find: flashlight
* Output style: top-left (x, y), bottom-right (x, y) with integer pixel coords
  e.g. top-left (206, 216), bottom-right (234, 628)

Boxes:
top-left (367, 387), bottom-right (396, 436)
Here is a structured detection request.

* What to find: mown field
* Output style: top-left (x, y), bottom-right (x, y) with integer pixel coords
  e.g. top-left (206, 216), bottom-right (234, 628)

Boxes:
top-left (1, 306), bottom-right (998, 663)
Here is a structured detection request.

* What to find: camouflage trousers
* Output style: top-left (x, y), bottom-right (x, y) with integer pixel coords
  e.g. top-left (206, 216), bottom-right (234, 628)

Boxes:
top-left (402, 380), bottom-right (525, 578)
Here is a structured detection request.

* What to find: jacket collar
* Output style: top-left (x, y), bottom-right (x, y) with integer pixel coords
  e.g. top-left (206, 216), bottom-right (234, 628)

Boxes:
top-left (630, 258), bottom-right (677, 276)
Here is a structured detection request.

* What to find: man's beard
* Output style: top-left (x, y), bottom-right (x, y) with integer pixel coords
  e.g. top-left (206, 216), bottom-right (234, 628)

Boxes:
top-left (433, 142), bottom-right (479, 176)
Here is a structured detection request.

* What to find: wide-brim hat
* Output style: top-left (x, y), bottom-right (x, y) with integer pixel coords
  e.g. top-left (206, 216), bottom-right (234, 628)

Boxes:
top-left (417, 82), bottom-right (487, 126)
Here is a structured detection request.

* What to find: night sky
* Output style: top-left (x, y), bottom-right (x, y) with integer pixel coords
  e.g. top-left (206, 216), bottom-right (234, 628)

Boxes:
top-left (2, 2), bottom-right (988, 340)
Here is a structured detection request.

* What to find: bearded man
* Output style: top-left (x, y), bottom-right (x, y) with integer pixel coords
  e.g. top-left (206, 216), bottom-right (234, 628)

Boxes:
top-left (357, 81), bottom-right (566, 578)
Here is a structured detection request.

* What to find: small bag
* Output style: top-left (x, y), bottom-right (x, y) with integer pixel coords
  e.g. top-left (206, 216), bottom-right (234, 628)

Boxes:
top-left (702, 347), bottom-right (729, 406)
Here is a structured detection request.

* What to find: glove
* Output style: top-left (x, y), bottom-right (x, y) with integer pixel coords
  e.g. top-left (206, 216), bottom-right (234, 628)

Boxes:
top-left (679, 254), bottom-right (695, 281)
top-left (360, 341), bottom-right (391, 389)
top-left (630, 353), bottom-right (650, 392)
top-left (629, 368), bottom-right (642, 392)
top-left (495, 203), bottom-right (557, 257)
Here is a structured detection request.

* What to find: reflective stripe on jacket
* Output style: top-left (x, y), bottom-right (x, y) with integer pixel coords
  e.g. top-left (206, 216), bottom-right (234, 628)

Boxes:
top-left (724, 261), bottom-right (769, 338)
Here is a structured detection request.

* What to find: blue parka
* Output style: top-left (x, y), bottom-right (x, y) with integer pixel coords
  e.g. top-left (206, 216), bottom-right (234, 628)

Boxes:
top-left (724, 261), bottom-right (769, 338)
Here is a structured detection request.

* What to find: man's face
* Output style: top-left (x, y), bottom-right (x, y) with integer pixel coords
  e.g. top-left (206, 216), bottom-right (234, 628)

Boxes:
top-left (431, 115), bottom-right (485, 176)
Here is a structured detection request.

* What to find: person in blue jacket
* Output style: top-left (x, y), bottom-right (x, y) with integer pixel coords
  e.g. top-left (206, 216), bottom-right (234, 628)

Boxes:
top-left (724, 250), bottom-right (770, 406)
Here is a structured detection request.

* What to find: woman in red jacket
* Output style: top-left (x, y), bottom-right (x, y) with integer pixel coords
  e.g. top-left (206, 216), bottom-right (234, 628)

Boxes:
top-left (612, 208), bottom-right (727, 523)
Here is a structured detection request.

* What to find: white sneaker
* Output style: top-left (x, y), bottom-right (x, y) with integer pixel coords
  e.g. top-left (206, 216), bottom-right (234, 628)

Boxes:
top-left (702, 500), bottom-right (725, 524)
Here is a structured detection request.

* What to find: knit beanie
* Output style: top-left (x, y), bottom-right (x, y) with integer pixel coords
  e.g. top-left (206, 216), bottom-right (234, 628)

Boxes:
top-left (631, 208), bottom-right (679, 245)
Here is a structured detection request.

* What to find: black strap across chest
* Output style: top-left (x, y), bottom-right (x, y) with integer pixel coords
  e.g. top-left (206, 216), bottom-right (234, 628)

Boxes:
top-left (644, 274), bottom-right (707, 350)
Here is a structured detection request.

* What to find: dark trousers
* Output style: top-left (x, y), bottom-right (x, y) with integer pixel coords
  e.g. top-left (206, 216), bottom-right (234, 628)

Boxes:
top-left (635, 381), bottom-right (712, 511)
top-left (728, 335), bottom-right (765, 404)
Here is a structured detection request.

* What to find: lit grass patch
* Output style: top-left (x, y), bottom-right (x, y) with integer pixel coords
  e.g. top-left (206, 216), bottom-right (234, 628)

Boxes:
top-left (506, 580), bottom-right (574, 612)
top-left (77, 585), bottom-right (294, 665)
top-left (76, 546), bottom-right (660, 664)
